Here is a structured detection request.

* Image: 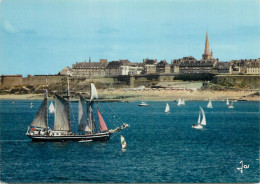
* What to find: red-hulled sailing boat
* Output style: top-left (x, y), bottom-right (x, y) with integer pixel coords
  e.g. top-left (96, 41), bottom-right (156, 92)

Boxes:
top-left (26, 78), bottom-right (129, 142)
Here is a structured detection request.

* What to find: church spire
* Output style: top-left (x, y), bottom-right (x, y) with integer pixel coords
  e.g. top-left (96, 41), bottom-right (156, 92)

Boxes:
top-left (204, 30), bottom-right (210, 55)
top-left (202, 30), bottom-right (213, 60)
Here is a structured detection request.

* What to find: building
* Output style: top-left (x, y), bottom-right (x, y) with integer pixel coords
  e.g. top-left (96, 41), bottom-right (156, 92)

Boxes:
top-left (156, 60), bottom-right (170, 74)
top-left (171, 31), bottom-right (218, 74)
top-left (71, 58), bottom-right (108, 78)
top-left (230, 58), bottom-right (260, 75)
top-left (142, 58), bottom-right (157, 74)
top-left (59, 66), bottom-right (73, 75)
top-left (213, 62), bottom-right (230, 74)
top-left (106, 59), bottom-right (137, 76)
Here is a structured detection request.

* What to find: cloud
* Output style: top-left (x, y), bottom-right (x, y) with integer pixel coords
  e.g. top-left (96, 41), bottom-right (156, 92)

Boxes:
top-left (2, 20), bottom-right (18, 34)
top-left (1, 19), bottom-right (37, 35)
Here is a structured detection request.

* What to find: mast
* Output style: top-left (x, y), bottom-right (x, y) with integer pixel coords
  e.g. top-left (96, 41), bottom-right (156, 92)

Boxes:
top-left (45, 77), bottom-right (49, 135)
top-left (66, 71), bottom-right (72, 131)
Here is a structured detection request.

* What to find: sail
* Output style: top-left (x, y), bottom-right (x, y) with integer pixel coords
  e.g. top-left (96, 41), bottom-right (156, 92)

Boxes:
top-left (90, 83), bottom-right (98, 101)
top-left (182, 99), bottom-right (185, 105)
top-left (199, 107), bottom-right (206, 126)
top-left (207, 100), bottom-right (212, 108)
top-left (54, 94), bottom-right (70, 131)
top-left (49, 102), bottom-right (55, 114)
top-left (177, 98), bottom-right (181, 106)
top-left (197, 111), bottom-right (201, 124)
top-left (121, 135), bottom-right (127, 149)
top-left (226, 98), bottom-right (229, 105)
top-left (78, 96), bottom-right (92, 132)
top-left (97, 109), bottom-right (108, 132)
top-left (165, 103), bottom-right (170, 113)
top-left (30, 97), bottom-right (48, 128)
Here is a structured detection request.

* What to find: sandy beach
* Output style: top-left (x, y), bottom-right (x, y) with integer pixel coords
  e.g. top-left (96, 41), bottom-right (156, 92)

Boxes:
top-left (0, 89), bottom-right (259, 101)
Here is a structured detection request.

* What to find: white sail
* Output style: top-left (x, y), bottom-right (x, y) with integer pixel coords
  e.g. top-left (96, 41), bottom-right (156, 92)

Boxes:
top-left (78, 96), bottom-right (92, 132)
top-left (182, 99), bottom-right (185, 105)
top-left (30, 97), bottom-right (48, 128)
top-left (226, 98), bottom-right (229, 105)
top-left (177, 98), bottom-right (181, 106)
top-left (207, 100), bottom-right (212, 108)
top-left (90, 83), bottom-right (98, 101)
top-left (121, 135), bottom-right (127, 149)
top-left (54, 94), bottom-right (70, 131)
top-left (228, 101), bottom-right (234, 108)
top-left (165, 103), bottom-right (170, 113)
top-left (199, 107), bottom-right (206, 126)
top-left (49, 102), bottom-right (55, 114)
top-left (197, 112), bottom-right (201, 124)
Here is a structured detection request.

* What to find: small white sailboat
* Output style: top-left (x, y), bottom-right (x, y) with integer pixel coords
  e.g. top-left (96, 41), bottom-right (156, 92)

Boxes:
top-left (228, 101), bottom-right (234, 108)
top-left (48, 102), bottom-right (55, 114)
top-left (192, 107), bottom-right (206, 129)
top-left (226, 98), bottom-right (229, 105)
top-left (30, 103), bottom-right (33, 108)
top-left (139, 101), bottom-right (149, 106)
top-left (207, 100), bottom-right (213, 108)
top-left (165, 103), bottom-right (170, 113)
top-left (177, 98), bottom-right (185, 106)
top-left (121, 135), bottom-right (127, 150)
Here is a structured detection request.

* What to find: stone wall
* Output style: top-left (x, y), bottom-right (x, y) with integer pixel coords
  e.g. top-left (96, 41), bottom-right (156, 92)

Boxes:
top-left (213, 75), bottom-right (260, 89)
top-left (1, 75), bottom-right (23, 88)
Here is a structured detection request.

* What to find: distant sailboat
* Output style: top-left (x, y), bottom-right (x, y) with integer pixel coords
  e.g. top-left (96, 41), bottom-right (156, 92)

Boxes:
top-left (139, 101), bottom-right (149, 106)
top-left (121, 135), bottom-right (127, 150)
top-left (228, 101), bottom-right (234, 108)
top-left (165, 103), bottom-right (170, 113)
top-left (192, 107), bottom-right (206, 129)
top-left (207, 100), bottom-right (213, 108)
top-left (226, 98), bottom-right (229, 105)
top-left (177, 98), bottom-right (185, 106)
top-left (48, 102), bottom-right (55, 114)
top-left (30, 103), bottom-right (33, 108)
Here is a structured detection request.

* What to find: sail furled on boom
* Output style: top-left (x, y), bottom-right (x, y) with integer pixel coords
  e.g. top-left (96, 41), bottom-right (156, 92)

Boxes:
top-left (97, 109), bottom-right (108, 132)
top-left (30, 97), bottom-right (48, 128)
top-left (54, 94), bottom-right (70, 131)
top-left (78, 96), bottom-right (92, 132)
top-left (90, 83), bottom-right (98, 101)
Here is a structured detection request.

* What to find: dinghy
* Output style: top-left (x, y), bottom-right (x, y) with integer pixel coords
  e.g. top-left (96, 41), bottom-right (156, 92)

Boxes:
top-left (192, 107), bottom-right (206, 129)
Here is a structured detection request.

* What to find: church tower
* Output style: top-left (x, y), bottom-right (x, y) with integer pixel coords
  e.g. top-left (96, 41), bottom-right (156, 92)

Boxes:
top-left (202, 30), bottom-right (213, 60)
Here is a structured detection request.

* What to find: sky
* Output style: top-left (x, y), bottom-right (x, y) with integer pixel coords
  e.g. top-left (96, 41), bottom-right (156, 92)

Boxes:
top-left (0, 0), bottom-right (259, 76)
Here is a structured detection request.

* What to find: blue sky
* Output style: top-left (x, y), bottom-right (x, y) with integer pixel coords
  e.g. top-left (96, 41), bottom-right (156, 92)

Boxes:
top-left (0, 0), bottom-right (259, 76)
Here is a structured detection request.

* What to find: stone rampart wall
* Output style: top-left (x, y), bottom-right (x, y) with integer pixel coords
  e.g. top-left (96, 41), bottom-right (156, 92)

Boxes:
top-left (1, 75), bottom-right (23, 88)
top-left (213, 75), bottom-right (260, 89)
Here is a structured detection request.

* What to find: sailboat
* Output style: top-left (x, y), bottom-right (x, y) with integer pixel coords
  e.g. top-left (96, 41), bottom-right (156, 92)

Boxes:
top-left (228, 101), bottom-right (234, 108)
top-left (30, 102), bottom-right (33, 108)
top-left (207, 100), bottom-right (213, 108)
top-left (139, 101), bottom-right (149, 106)
top-left (48, 102), bottom-right (55, 114)
top-left (226, 98), bottom-right (229, 105)
top-left (177, 98), bottom-right (185, 106)
top-left (192, 107), bottom-right (206, 129)
top-left (26, 78), bottom-right (129, 142)
top-left (165, 103), bottom-right (170, 113)
top-left (121, 135), bottom-right (127, 150)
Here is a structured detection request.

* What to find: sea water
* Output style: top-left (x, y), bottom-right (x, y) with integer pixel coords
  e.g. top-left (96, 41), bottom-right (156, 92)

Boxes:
top-left (0, 100), bottom-right (259, 183)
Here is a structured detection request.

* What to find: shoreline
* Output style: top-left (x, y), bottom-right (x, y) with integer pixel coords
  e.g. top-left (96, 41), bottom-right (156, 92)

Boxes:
top-left (0, 89), bottom-right (259, 101)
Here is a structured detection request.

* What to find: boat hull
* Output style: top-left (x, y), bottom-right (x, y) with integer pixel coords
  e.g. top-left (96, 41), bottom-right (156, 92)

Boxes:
top-left (192, 124), bottom-right (203, 129)
top-left (27, 132), bottom-right (110, 142)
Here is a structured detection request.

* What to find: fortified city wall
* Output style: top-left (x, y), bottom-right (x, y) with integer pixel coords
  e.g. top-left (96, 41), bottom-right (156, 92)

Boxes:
top-left (1, 74), bottom-right (260, 92)
top-left (213, 75), bottom-right (260, 89)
